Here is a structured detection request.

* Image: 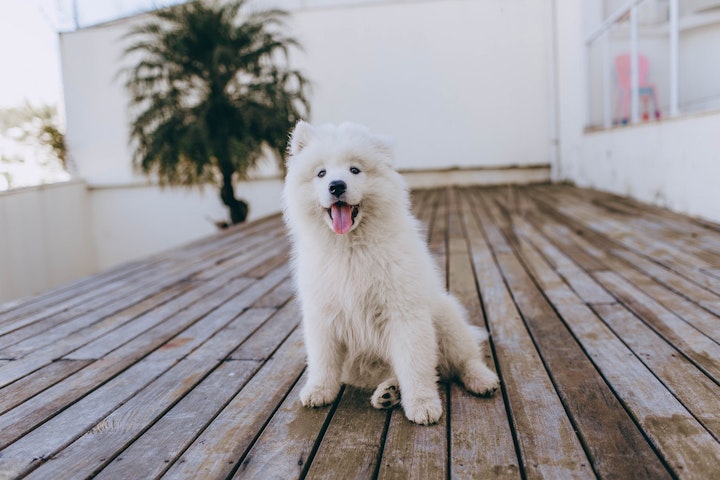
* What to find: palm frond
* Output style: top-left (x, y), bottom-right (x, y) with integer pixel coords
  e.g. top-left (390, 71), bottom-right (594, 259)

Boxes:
top-left (121, 0), bottom-right (311, 222)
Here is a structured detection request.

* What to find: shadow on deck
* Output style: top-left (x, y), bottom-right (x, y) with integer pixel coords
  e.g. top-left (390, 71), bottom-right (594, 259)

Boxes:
top-left (0, 184), bottom-right (719, 479)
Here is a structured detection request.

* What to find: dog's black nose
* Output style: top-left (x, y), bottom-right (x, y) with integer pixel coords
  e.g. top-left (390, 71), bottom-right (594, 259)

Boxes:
top-left (328, 180), bottom-right (346, 197)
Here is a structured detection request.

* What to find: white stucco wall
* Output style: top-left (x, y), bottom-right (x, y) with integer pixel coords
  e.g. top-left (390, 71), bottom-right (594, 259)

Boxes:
top-left (59, 0), bottom-right (556, 270)
top-left (88, 177), bottom-right (283, 270)
top-left (289, 0), bottom-right (554, 171)
top-left (0, 181), bottom-right (95, 304)
top-left (576, 113), bottom-right (720, 222)
top-left (555, 0), bottom-right (720, 224)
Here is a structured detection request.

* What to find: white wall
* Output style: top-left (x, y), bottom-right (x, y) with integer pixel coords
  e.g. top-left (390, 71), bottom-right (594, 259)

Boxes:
top-left (289, 0), bottom-right (554, 171)
top-left (577, 113), bottom-right (720, 221)
top-left (556, 0), bottom-right (720, 223)
top-left (0, 181), bottom-right (95, 304)
top-left (88, 178), bottom-right (283, 270)
top-left (59, 0), bottom-right (556, 270)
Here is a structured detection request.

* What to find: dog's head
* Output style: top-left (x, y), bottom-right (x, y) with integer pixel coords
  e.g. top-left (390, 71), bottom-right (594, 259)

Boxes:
top-left (284, 121), bottom-right (402, 236)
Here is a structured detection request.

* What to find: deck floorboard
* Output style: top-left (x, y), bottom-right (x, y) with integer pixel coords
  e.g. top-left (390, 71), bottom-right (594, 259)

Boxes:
top-left (1, 185), bottom-right (719, 479)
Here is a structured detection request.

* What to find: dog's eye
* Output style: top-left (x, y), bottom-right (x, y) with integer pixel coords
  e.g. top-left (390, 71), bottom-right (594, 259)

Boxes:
top-left (317, 169), bottom-right (326, 178)
top-left (350, 167), bottom-right (361, 175)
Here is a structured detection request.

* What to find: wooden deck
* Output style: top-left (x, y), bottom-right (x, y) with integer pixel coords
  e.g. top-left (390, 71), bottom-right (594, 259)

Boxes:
top-left (1, 184), bottom-right (719, 479)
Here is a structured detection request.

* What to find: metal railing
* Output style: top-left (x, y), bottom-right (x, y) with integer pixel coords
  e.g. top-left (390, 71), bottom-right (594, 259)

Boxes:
top-left (585, 0), bottom-right (720, 129)
top-left (585, 0), bottom-right (680, 128)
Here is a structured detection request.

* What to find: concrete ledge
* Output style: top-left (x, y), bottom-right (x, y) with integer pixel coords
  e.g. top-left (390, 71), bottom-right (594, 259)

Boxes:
top-left (400, 165), bottom-right (551, 189)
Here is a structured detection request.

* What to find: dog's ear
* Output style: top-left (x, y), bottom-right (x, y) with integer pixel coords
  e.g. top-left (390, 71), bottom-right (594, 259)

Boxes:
top-left (372, 134), bottom-right (395, 165)
top-left (288, 120), bottom-right (313, 156)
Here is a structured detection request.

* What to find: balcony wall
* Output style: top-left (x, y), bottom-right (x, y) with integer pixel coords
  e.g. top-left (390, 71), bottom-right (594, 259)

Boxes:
top-left (0, 181), bottom-right (95, 304)
top-left (58, 0), bottom-right (556, 271)
top-left (555, 0), bottom-right (720, 224)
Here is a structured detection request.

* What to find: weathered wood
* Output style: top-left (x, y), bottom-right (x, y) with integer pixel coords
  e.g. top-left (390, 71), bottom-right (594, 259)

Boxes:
top-left (594, 303), bottom-right (720, 440)
top-left (482, 190), bottom-right (670, 479)
top-left (233, 371), bottom-right (333, 480)
top-left (532, 186), bottom-right (720, 293)
top-left (303, 386), bottom-right (388, 479)
top-left (93, 360), bottom-right (261, 480)
top-left (1, 185), bottom-right (720, 480)
top-left (0, 278), bottom-right (252, 446)
top-left (596, 271), bottom-right (720, 381)
top-left (448, 188), bottom-right (519, 479)
top-left (465, 189), bottom-right (595, 479)
top-left (161, 329), bottom-right (306, 479)
top-left (0, 286), bottom-right (278, 477)
top-left (376, 387), bottom-right (447, 480)
top-left (0, 360), bottom-right (90, 415)
top-left (23, 308), bottom-right (278, 480)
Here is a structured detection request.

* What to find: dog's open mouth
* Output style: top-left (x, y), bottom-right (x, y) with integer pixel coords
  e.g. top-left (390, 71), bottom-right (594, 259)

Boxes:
top-left (327, 202), bottom-right (359, 234)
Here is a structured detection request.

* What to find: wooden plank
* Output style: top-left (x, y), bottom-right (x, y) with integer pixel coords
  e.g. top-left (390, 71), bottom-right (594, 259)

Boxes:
top-left (530, 187), bottom-right (720, 293)
top-left (448, 188), bottom-right (519, 479)
top-left (464, 189), bottom-right (594, 479)
top-left (0, 280), bottom-right (190, 358)
top-left (0, 277), bottom-right (270, 476)
top-left (603, 258), bottom-right (720, 344)
top-left (595, 271), bottom-right (720, 382)
top-left (0, 279), bottom-right (249, 447)
top-left (0, 276), bottom-right (147, 338)
top-left (194, 234), bottom-right (287, 281)
top-left (228, 301), bottom-right (300, 361)
top-left (95, 304), bottom-right (298, 480)
top-left (520, 190), bottom-right (720, 336)
top-left (429, 188), bottom-right (447, 276)
top-left (93, 360), bottom-right (260, 480)
top-left (60, 280), bottom-right (246, 362)
top-left (0, 260), bottom-right (155, 326)
top-left (303, 386), bottom-right (388, 479)
top-left (251, 277), bottom-right (295, 309)
top-left (65, 264), bottom-right (286, 361)
top-left (376, 387), bottom-right (447, 480)
top-left (23, 308), bottom-right (278, 480)
top-left (612, 249), bottom-right (720, 317)
top-left (0, 223), bottom-right (278, 347)
top-left (482, 191), bottom-right (670, 479)
top-left (0, 278), bottom-right (247, 389)
top-left (231, 371), bottom-right (332, 480)
top-left (576, 186), bottom-right (720, 258)
top-left (160, 329), bottom-right (306, 479)
top-left (594, 303), bottom-right (720, 440)
top-left (0, 360), bottom-right (90, 415)
top-left (370, 189), bottom-right (450, 480)
top-left (504, 193), bottom-right (720, 476)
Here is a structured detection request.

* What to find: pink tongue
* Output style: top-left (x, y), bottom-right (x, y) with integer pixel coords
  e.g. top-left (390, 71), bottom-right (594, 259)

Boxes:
top-left (331, 203), bottom-right (353, 234)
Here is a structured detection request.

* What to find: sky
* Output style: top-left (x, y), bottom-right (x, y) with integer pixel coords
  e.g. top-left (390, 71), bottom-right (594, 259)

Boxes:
top-left (0, 0), bottom-right (63, 108)
top-left (0, 0), bottom-right (188, 109)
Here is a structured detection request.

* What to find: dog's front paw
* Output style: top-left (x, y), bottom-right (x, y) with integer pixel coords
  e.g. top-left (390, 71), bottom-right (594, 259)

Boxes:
top-left (461, 360), bottom-right (500, 397)
top-left (300, 382), bottom-right (340, 408)
top-left (402, 395), bottom-right (443, 425)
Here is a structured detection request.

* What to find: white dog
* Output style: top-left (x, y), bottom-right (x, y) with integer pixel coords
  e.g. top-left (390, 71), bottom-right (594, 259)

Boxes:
top-left (282, 121), bottom-right (499, 425)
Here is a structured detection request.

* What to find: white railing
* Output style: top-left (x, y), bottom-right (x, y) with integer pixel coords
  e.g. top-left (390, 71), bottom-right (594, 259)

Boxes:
top-left (585, 0), bottom-right (680, 129)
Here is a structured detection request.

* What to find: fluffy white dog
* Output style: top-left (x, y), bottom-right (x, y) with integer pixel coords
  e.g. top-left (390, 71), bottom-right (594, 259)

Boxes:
top-left (283, 121), bottom-right (499, 425)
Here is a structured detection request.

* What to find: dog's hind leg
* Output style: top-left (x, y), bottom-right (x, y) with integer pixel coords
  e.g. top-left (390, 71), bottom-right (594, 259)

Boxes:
top-left (434, 294), bottom-right (500, 397)
top-left (371, 377), bottom-right (400, 409)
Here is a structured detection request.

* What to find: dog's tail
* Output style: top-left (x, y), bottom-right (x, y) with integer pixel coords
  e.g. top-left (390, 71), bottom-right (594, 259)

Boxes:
top-left (468, 325), bottom-right (490, 344)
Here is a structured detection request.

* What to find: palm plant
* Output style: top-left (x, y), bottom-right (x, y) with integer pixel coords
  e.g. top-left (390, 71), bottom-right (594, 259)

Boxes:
top-left (122, 0), bottom-right (310, 224)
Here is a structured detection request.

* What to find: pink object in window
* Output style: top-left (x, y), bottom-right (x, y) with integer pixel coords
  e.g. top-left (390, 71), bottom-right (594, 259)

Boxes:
top-left (614, 53), bottom-right (661, 124)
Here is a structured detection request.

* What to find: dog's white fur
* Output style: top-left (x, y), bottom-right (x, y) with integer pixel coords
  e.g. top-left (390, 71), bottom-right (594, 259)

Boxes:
top-left (283, 121), bottom-right (499, 425)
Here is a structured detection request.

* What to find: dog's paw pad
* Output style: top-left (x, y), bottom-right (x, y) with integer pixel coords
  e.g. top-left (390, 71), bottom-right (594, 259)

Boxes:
top-left (371, 382), bottom-right (400, 410)
top-left (403, 396), bottom-right (443, 425)
top-left (300, 383), bottom-right (339, 408)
